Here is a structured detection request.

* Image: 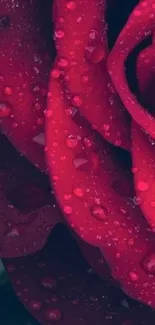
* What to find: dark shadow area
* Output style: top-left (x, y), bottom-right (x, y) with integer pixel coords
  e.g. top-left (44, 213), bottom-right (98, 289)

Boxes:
top-left (106, 0), bottom-right (139, 49)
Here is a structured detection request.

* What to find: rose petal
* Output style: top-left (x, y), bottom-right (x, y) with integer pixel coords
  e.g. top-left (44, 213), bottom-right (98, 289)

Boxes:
top-left (46, 76), bottom-right (155, 307)
top-left (137, 45), bottom-right (155, 113)
top-left (2, 224), bottom-right (151, 325)
top-left (52, 0), bottom-right (130, 150)
top-left (0, 0), bottom-right (54, 170)
top-left (108, 0), bottom-right (155, 139)
top-left (132, 121), bottom-right (155, 230)
top-left (0, 134), bottom-right (61, 257)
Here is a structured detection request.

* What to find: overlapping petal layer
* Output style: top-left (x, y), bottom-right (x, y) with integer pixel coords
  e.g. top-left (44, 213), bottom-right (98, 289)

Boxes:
top-left (107, 0), bottom-right (155, 139)
top-left (0, 0), bottom-right (54, 169)
top-left (53, 0), bottom-right (130, 150)
top-left (1, 0), bottom-right (155, 324)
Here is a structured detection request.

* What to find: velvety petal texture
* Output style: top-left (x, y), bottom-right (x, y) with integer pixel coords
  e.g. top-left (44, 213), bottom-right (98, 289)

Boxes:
top-left (1, 0), bottom-right (155, 324)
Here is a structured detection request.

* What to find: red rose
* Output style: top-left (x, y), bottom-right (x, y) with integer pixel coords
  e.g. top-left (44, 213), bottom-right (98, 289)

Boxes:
top-left (0, 0), bottom-right (155, 325)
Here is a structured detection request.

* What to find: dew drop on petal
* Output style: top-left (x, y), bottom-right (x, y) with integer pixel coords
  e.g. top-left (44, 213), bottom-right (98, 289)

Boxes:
top-left (137, 181), bottom-right (149, 191)
top-left (91, 205), bottom-right (108, 221)
top-left (41, 277), bottom-right (57, 290)
top-left (73, 154), bottom-right (89, 170)
top-left (133, 196), bottom-right (143, 206)
top-left (58, 57), bottom-right (69, 68)
top-left (63, 205), bottom-right (72, 214)
top-left (55, 29), bottom-right (65, 39)
top-left (6, 225), bottom-right (27, 238)
top-left (72, 95), bottom-right (83, 107)
top-left (73, 185), bottom-right (84, 197)
top-left (66, 135), bottom-right (78, 148)
top-left (45, 308), bottom-right (62, 322)
top-left (0, 101), bottom-right (11, 117)
top-left (134, 9), bottom-right (142, 16)
top-left (83, 137), bottom-right (93, 148)
top-left (51, 68), bottom-right (61, 79)
top-left (3, 86), bottom-right (12, 96)
top-left (33, 133), bottom-right (45, 146)
top-left (85, 44), bottom-right (105, 64)
top-left (29, 300), bottom-right (42, 311)
top-left (66, 1), bottom-right (76, 10)
top-left (65, 105), bottom-right (78, 117)
top-left (129, 271), bottom-right (139, 281)
top-left (151, 201), bottom-right (155, 208)
top-left (88, 29), bottom-right (98, 40)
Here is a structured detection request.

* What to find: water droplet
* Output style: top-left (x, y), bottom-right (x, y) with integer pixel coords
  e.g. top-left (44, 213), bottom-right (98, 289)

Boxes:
top-left (128, 238), bottom-right (134, 246)
top-left (85, 44), bottom-right (105, 64)
top-left (51, 68), bottom-right (61, 79)
top-left (83, 137), bottom-right (93, 148)
top-left (55, 29), bottom-right (65, 39)
top-left (37, 117), bottom-right (44, 125)
top-left (33, 133), bottom-right (45, 146)
top-left (66, 135), bottom-right (78, 148)
top-left (45, 109), bottom-right (53, 118)
top-left (72, 95), bottom-right (83, 107)
top-left (137, 181), bottom-right (149, 191)
top-left (3, 86), bottom-right (12, 96)
top-left (151, 201), bottom-right (155, 207)
top-left (88, 29), bottom-right (98, 40)
top-left (102, 124), bottom-right (110, 131)
top-left (45, 308), bottom-right (62, 322)
top-left (41, 277), bottom-right (57, 290)
top-left (133, 9), bottom-right (142, 17)
top-left (32, 84), bottom-right (40, 94)
top-left (73, 154), bottom-right (89, 170)
top-left (6, 225), bottom-right (26, 238)
top-left (82, 74), bottom-right (89, 83)
top-left (76, 16), bottom-right (82, 23)
top-left (33, 102), bottom-right (42, 111)
top-left (73, 185), bottom-right (84, 197)
top-left (12, 122), bottom-right (18, 128)
top-left (63, 205), bottom-right (72, 214)
top-left (29, 300), bottom-right (42, 311)
top-left (0, 102), bottom-right (11, 117)
top-left (132, 167), bottom-right (138, 173)
top-left (65, 106), bottom-right (78, 117)
top-left (64, 194), bottom-right (71, 200)
top-left (58, 57), bottom-right (68, 68)
top-left (129, 271), bottom-right (139, 281)
top-left (133, 196), bottom-right (143, 206)
top-left (66, 1), bottom-right (76, 10)
top-left (142, 253), bottom-right (155, 275)
top-left (91, 205), bottom-right (108, 221)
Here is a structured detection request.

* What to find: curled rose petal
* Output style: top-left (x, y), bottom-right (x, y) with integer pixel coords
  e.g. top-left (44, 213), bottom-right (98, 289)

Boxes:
top-left (107, 0), bottom-right (155, 139)
top-left (52, 0), bottom-right (130, 150)
top-left (137, 44), bottom-right (155, 112)
top-left (0, 0), bottom-right (54, 170)
top-left (46, 76), bottom-right (155, 308)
